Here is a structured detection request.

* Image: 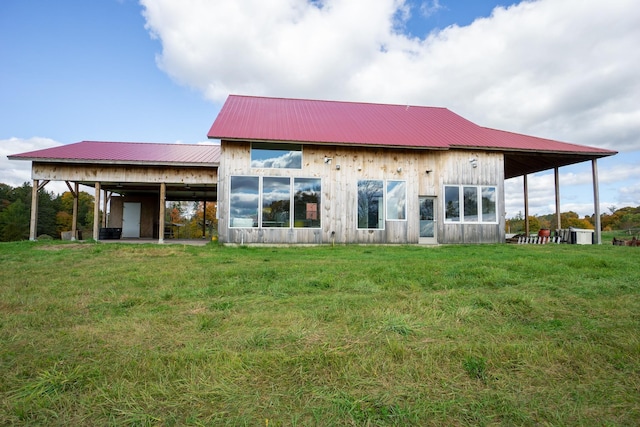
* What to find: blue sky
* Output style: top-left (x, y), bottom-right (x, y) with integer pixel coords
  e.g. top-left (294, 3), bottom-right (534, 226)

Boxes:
top-left (1, 0), bottom-right (639, 218)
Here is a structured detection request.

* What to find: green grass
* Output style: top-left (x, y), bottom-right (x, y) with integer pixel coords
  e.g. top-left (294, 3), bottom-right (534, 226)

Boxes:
top-left (1, 241), bottom-right (639, 426)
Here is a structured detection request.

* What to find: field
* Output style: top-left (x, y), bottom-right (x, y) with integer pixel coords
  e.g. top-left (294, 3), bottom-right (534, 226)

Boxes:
top-left (1, 240), bottom-right (639, 426)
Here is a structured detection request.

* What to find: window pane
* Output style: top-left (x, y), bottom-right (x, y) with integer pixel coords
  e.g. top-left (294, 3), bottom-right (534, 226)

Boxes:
top-left (251, 143), bottom-right (302, 169)
top-left (444, 186), bottom-right (460, 222)
top-left (386, 180), bottom-right (406, 220)
top-left (463, 186), bottom-right (478, 222)
top-left (262, 177), bottom-right (290, 227)
top-left (419, 197), bottom-right (435, 238)
top-left (481, 186), bottom-right (497, 222)
top-left (230, 176), bottom-right (258, 227)
top-left (294, 178), bottom-right (321, 228)
top-left (358, 180), bottom-right (384, 229)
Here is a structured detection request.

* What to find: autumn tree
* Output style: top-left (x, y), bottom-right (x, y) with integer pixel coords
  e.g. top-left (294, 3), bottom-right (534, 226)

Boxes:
top-left (187, 201), bottom-right (218, 238)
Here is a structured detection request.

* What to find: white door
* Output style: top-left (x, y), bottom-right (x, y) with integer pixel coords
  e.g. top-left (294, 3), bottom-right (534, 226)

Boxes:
top-left (419, 196), bottom-right (437, 244)
top-left (122, 202), bottom-right (141, 238)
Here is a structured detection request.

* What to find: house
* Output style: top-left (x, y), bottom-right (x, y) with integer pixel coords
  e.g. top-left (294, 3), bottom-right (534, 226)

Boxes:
top-left (9, 95), bottom-right (616, 244)
top-left (208, 95), bottom-right (615, 244)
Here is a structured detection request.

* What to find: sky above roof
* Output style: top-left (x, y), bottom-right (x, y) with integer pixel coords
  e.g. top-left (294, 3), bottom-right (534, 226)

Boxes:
top-left (1, 0), bottom-right (639, 218)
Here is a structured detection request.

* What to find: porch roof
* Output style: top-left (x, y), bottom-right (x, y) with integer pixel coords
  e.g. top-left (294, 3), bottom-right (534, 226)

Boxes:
top-left (8, 141), bottom-right (221, 167)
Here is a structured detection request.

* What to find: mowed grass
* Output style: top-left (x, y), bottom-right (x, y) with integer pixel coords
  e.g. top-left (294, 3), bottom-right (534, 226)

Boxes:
top-left (1, 241), bottom-right (639, 426)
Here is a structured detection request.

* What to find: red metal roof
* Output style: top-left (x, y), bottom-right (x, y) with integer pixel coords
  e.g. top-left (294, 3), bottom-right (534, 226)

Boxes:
top-left (9, 141), bottom-right (221, 165)
top-left (208, 95), bottom-right (616, 156)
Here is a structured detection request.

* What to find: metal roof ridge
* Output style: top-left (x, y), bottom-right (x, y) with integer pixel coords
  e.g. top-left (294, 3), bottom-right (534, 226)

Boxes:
top-left (226, 94), bottom-right (450, 110)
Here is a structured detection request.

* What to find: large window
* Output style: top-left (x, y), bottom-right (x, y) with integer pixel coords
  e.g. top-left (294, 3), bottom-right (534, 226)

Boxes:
top-left (358, 180), bottom-right (384, 229)
top-left (386, 180), bottom-right (407, 220)
top-left (444, 185), bottom-right (498, 224)
top-left (230, 176), bottom-right (321, 228)
top-left (357, 180), bottom-right (407, 229)
top-left (251, 143), bottom-right (302, 169)
top-left (229, 176), bottom-right (259, 227)
top-left (294, 178), bottom-right (321, 228)
top-left (262, 177), bottom-right (290, 227)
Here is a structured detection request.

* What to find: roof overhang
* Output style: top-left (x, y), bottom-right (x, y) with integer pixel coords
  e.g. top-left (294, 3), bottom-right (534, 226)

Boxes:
top-left (8, 156), bottom-right (219, 169)
top-left (503, 150), bottom-right (616, 179)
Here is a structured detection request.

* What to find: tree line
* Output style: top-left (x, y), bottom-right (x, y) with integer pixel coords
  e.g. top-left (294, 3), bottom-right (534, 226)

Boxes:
top-left (506, 206), bottom-right (640, 234)
top-left (0, 183), bottom-right (95, 241)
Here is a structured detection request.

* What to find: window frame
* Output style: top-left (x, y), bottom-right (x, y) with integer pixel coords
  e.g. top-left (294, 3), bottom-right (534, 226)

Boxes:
top-left (250, 142), bottom-right (303, 169)
top-left (229, 175), bottom-right (321, 229)
top-left (443, 184), bottom-right (498, 224)
top-left (357, 179), bottom-right (385, 230)
top-left (386, 180), bottom-right (407, 221)
top-left (229, 175), bottom-right (260, 228)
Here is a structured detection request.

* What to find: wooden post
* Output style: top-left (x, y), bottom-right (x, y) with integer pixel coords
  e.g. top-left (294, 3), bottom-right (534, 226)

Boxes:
top-left (158, 183), bottom-right (166, 244)
top-left (64, 180), bottom-right (79, 240)
top-left (72, 182), bottom-right (79, 240)
top-left (592, 159), bottom-right (602, 245)
top-left (29, 179), bottom-right (39, 241)
top-left (93, 182), bottom-right (101, 241)
top-left (523, 174), bottom-right (530, 235)
top-left (203, 201), bottom-right (207, 238)
top-left (554, 167), bottom-right (561, 230)
top-left (102, 189), bottom-right (109, 227)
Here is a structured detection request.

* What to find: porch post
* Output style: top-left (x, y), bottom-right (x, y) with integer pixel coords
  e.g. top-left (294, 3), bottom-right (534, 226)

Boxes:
top-left (203, 201), bottom-right (207, 238)
top-left (554, 167), bottom-right (561, 230)
top-left (592, 159), bottom-right (602, 244)
top-left (72, 182), bottom-right (79, 240)
top-left (102, 190), bottom-right (109, 227)
top-left (93, 182), bottom-right (101, 241)
top-left (158, 183), bottom-right (166, 244)
top-left (523, 174), bottom-right (530, 235)
top-left (29, 179), bottom-right (39, 241)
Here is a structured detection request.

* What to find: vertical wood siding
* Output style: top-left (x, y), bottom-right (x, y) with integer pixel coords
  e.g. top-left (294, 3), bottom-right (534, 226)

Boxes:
top-left (219, 141), bottom-right (505, 244)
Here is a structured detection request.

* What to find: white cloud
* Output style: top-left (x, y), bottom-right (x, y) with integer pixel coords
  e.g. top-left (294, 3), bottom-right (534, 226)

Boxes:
top-left (141, 0), bottom-right (640, 154)
top-left (0, 137), bottom-right (70, 194)
top-left (420, 0), bottom-right (444, 18)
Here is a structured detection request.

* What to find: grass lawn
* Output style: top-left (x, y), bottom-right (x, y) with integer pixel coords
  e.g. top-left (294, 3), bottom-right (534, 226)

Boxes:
top-left (1, 241), bottom-right (639, 426)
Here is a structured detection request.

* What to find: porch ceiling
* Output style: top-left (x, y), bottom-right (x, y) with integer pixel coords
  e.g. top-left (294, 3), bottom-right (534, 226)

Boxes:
top-left (504, 151), bottom-right (608, 179)
top-left (99, 182), bottom-right (217, 202)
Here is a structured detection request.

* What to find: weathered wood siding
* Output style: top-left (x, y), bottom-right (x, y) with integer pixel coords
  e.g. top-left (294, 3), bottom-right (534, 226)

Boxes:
top-left (437, 150), bottom-right (505, 244)
top-left (32, 163), bottom-right (217, 184)
top-left (218, 141), bottom-right (505, 244)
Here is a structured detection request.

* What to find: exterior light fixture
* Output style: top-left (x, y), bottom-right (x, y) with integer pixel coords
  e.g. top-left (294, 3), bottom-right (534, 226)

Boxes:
top-left (397, 167), bottom-right (402, 173)
top-left (336, 164), bottom-right (341, 170)
top-left (425, 169), bottom-right (432, 174)
top-left (469, 158), bottom-right (478, 168)
top-left (324, 157), bottom-right (332, 164)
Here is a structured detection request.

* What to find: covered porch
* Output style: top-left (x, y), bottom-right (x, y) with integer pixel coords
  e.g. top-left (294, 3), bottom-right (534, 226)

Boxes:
top-left (9, 141), bottom-right (220, 244)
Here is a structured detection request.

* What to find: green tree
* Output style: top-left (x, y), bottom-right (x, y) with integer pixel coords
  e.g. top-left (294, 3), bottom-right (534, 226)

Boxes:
top-left (0, 199), bottom-right (30, 241)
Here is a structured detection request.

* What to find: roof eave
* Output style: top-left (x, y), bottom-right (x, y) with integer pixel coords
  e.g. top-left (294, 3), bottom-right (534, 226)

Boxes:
top-left (450, 144), bottom-right (617, 157)
top-left (215, 137), bottom-right (450, 150)
top-left (13, 157), bottom-right (220, 168)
